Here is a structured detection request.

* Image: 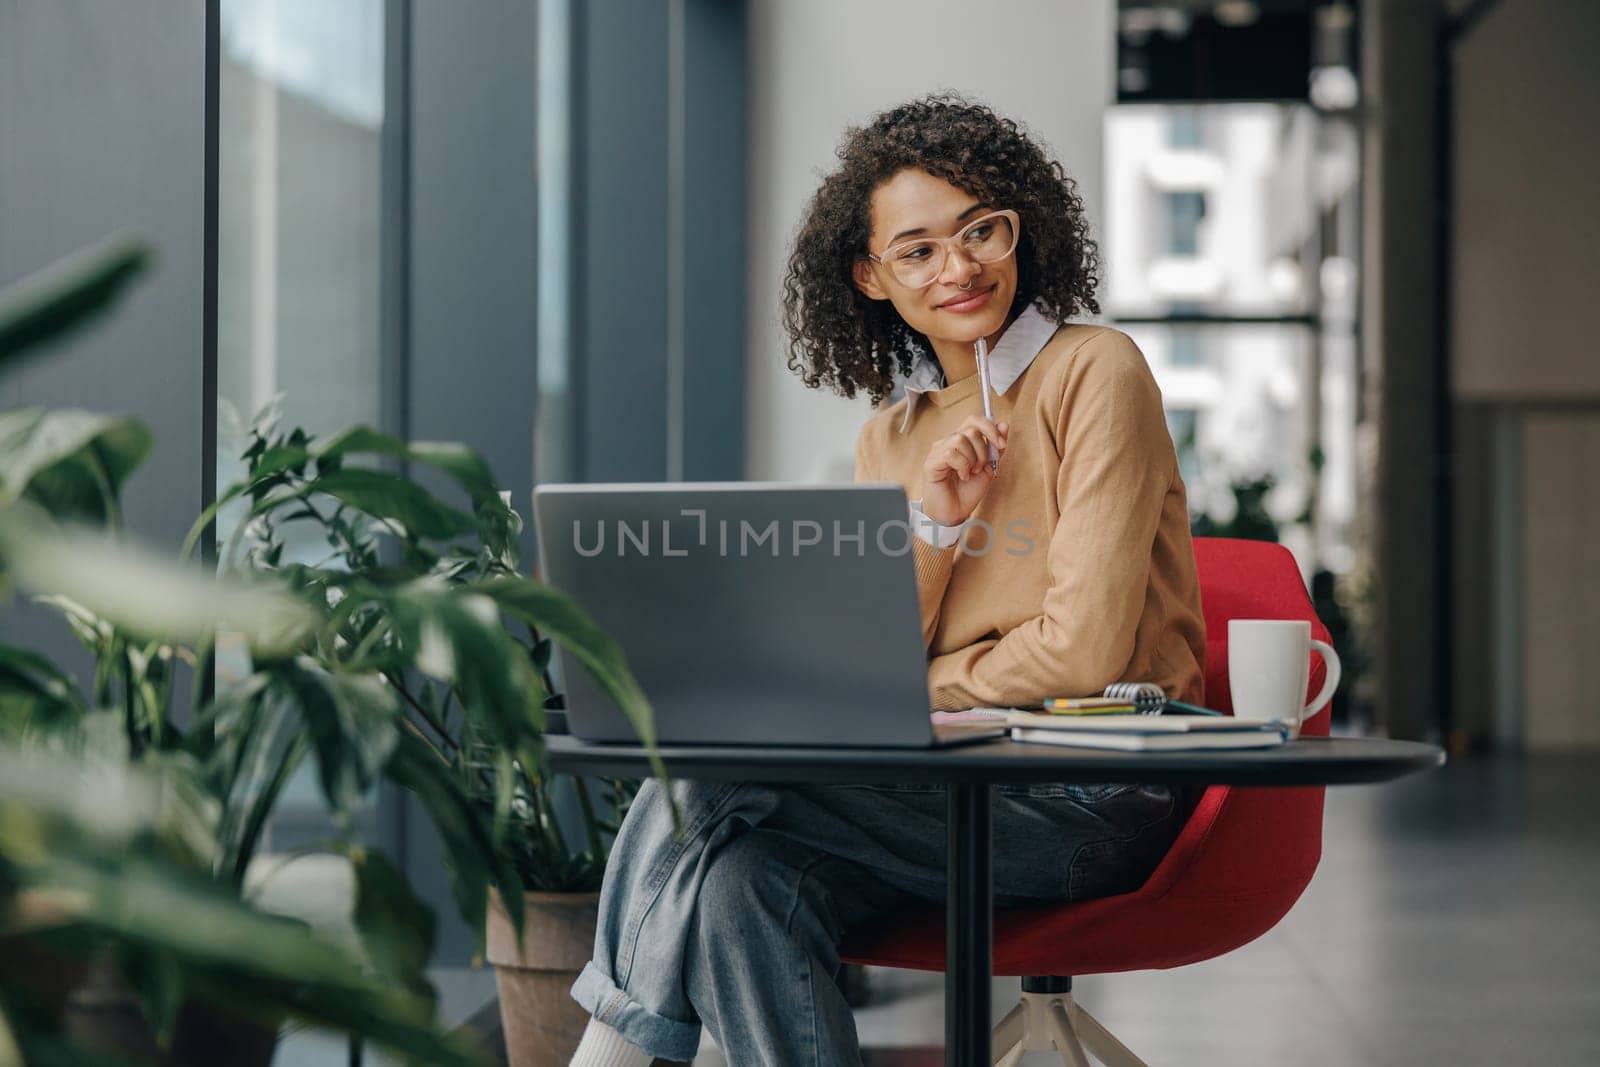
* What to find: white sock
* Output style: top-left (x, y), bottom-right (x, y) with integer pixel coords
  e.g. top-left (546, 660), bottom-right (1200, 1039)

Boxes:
top-left (570, 1017), bottom-right (654, 1067)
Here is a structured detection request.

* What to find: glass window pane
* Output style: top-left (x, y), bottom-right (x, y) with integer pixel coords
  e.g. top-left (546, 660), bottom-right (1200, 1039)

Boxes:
top-left (1105, 102), bottom-right (1321, 318)
top-left (1128, 323), bottom-right (1312, 505)
top-left (217, 0), bottom-right (385, 500)
top-left (216, 0), bottom-right (386, 849)
top-left (1106, 101), bottom-right (1362, 582)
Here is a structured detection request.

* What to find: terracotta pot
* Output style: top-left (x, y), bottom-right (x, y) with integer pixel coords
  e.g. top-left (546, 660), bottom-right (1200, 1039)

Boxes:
top-left (57, 958), bottom-right (282, 1066)
top-left (60, 958), bottom-right (164, 1063)
top-left (486, 888), bottom-right (599, 1067)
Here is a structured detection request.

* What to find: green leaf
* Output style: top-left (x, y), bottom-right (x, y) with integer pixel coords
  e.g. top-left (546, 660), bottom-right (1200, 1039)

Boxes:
top-left (385, 732), bottom-right (524, 945)
top-left (26, 858), bottom-right (483, 1067)
top-left (312, 427), bottom-right (502, 511)
top-left (245, 427), bottom-right (505, 516)
top-left (387, 582), bottom-right (545, 753)
top-left (0, 505), bottom-right (318, 657)
top-left (530, 636), bottom-right (553, 674)
top-left (251, 442), bottom-right (312, 480)
top-left (0, 408), bottom-right (153, 522)
top-left (273, 658), bottom-right (401, 821)
top-left (0, 235), bottom-right (149, 369)
top-left (29, 594), bottom-right (114, 658)
top-left (402, 442), bottom-right (501, 511)
top-left (348, 846), bottom-right (437, 1001)
top-left (477, 577), bottom-right (657, 753)
top-left (122, 945), bottom-right (186, 1042)
top-left (304, 469), bottom-right (477, 541)
top-left (201, 676), bottom-right (304, 879)
top-left (0, 747), bottom-right (481, 1066)
top-left (0, 641), bottom-right (87, 737)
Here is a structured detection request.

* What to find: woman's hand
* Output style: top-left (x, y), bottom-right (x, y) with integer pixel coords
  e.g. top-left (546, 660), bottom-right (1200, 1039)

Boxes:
top-left (921, 415), bottom-right (1008, 527)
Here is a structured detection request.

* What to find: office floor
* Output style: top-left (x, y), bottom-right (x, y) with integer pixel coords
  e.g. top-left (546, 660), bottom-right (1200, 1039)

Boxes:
top-left (280, 752), bottom-right (1600, 1065)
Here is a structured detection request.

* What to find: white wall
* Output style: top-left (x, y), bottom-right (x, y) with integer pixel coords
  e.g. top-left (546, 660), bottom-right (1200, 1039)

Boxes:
top-left (743, 0), bottom-right (1115, 483)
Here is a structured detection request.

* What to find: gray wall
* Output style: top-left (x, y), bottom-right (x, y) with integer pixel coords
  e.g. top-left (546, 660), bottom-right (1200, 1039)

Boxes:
top-left (0, 0), bottom-right (207, 666)
top-left (408, 0), bottom-right (540, 565)
top-left (397, 0), bottom-right (542, 964)
top-left (571, 0), bottom-right (747, 483)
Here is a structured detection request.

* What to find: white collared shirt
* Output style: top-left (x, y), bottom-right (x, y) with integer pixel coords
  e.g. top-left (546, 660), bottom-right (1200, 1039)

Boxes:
top-left (905, 302), bottom-right (1060, 547)
top-left (898, 301), bottom-right (1061, 435)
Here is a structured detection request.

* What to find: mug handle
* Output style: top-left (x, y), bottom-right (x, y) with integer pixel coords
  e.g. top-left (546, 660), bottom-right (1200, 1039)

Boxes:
top-left (1301, 639), bottom-right (1342, 723)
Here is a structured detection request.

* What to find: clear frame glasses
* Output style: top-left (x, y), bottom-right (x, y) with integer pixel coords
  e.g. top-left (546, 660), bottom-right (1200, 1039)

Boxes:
top-left (865, 208), bottom-right (1020, 289)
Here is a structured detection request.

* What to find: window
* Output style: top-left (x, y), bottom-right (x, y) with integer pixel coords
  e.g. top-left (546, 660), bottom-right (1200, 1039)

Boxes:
top-left (1169, 328), bottom-right (1203, 366)
top-left (1108, 103), bottom-right (1362, 585)
top-left (1165, 408), bottom-right (1201, 488)
top-left (1168, 110), bottom-right (1202, 148)
top-left (1165, 190), bottom-right (1207, 256)
top-left (215, 0), bottom-right (388, 850)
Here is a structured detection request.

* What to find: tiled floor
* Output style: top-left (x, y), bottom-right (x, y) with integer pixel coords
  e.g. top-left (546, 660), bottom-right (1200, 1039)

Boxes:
top-left (281, 752), bottom-right (1600, 1065)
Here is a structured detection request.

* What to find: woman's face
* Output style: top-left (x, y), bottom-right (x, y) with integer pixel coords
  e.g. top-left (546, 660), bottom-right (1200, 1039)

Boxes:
top-left (851, 167), bottom-right (1019, 347)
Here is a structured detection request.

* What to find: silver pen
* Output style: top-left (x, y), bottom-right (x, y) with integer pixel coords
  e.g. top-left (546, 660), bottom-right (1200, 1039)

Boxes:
top-left (975, 337), bottom-right (999, 472)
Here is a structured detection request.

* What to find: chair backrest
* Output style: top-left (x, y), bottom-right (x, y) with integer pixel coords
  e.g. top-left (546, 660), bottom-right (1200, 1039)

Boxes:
top-left (1127, 537), bottom-right (1331, 948)
top-left (1191, 536), bottom-right (1332, 737)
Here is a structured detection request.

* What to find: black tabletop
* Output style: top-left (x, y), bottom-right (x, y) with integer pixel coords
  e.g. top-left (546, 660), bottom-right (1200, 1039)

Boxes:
top-left (545, 733), bottom-right (1445, 787)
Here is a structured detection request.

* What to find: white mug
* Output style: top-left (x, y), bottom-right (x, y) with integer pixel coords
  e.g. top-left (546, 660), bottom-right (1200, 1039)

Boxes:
top-left (1227, 619), bottom-right (1341, 738)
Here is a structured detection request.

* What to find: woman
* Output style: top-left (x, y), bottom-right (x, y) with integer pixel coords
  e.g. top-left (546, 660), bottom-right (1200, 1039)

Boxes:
top-left (569, 94), bottom-right (1206, 1067)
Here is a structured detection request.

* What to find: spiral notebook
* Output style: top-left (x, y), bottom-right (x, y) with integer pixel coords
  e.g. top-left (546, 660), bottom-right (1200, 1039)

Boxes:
top-left (1044, 682), bottom-right (1224, 717)
top-left (1012, 683), bottom-right (1284, 751)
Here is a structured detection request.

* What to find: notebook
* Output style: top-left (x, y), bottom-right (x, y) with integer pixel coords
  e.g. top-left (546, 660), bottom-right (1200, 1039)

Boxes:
top-left (1006, 711), bottom-right (1288, 752)
top-left (1009, 726), bottom-right (1286, 751)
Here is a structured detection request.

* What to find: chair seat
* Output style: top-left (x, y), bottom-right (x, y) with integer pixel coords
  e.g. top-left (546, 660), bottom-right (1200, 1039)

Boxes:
top-left (840, 537), bottom-right (1330, 979)
top-left (839, 783), bottom-right (1323, 975)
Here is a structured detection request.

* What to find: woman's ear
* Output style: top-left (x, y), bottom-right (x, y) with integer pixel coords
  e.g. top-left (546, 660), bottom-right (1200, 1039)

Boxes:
top-left (852, 258), bottom-right (890, 302)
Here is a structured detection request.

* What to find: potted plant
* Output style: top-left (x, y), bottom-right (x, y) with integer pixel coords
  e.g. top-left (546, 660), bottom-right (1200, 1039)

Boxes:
top-left (0, 740), bottom-right (490, 1066)
top-left (482, 778), bottom-right (640, 1064)
top-left (0, 238), bottom-right (508, 1063)
top-left (222, 408), bottom-right (667, 1066)
top-left (2, 234), bottom-right (667, 1065)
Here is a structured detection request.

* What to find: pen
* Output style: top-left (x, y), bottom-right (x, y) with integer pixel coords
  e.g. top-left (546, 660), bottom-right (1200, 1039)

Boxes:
top-left (975, 337), bottom-right (999, 472)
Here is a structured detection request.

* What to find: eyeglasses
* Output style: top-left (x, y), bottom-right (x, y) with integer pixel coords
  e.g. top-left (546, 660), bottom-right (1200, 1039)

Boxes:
top-left (865, 209), bottom-right (1020, 289)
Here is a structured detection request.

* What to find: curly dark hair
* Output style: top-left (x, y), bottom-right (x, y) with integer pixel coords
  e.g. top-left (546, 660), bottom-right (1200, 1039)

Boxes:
top-left (781, 92), bottom-right (1101, 407)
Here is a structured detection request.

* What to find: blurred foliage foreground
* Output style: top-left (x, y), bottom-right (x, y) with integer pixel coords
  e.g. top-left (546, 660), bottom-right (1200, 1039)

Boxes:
top-left (0, 237), bottom-right (662, 1064)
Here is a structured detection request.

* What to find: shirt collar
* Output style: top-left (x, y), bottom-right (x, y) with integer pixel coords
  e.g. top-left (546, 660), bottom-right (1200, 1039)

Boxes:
top-left (897, 302), bottom-right (1060, 434)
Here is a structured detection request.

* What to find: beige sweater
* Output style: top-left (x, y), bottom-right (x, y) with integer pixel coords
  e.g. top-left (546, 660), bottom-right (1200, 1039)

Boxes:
top-left (854, 324), bottom-right (1206, 710)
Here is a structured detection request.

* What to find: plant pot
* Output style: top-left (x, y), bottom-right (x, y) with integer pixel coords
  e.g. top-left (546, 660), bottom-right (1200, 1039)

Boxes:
top-left (57, 958), bottom-right (281, 1066)
top-left (486, 888), bottom-right (599, 1067)
top-left (60, 957), bottom-right (163, 1063)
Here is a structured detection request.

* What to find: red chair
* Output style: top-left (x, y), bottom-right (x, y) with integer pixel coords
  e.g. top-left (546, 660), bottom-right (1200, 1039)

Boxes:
top-left (839, 537), bottom-right (1333, 1065)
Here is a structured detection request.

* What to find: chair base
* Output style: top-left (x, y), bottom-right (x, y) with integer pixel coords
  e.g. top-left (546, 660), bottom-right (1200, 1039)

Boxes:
top-left (991, 979), bottom-right (1146, 1067)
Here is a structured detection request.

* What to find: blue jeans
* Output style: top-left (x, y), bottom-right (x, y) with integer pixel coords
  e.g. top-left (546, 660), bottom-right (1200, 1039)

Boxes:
top-left (570, 778), bottom-right (1193, 1065)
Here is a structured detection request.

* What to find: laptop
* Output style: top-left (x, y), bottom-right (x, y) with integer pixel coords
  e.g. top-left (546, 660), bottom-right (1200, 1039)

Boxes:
top-left (531, 483), bottom-right (1004, 748)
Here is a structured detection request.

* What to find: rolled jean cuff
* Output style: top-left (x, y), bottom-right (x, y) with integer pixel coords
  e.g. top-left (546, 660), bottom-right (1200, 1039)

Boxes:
top-left (570, 961), bottom-right (703, 1062)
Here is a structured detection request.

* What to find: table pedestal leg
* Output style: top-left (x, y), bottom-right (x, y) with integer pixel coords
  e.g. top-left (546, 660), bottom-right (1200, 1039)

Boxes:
top-left (946, 781), bottom-right (992, 1066)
